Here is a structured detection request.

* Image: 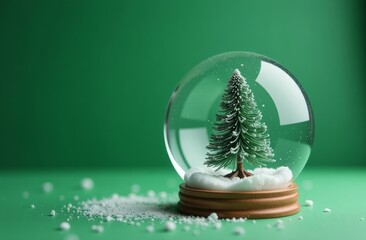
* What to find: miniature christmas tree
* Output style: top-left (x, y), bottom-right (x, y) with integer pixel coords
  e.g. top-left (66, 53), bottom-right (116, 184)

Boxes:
top-left (205, 69), bottom-right (275, 179)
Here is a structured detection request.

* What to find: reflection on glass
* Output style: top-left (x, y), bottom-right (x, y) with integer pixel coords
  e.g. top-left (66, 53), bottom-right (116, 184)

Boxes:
top-left (256, 61), bottom-right (309, 126)
top-left (164, 52), bottom-right (314, 180)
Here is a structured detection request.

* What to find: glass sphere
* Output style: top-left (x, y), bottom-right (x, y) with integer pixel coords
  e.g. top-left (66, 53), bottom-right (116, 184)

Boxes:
top-left (164, 52), bottom-right (314, 180)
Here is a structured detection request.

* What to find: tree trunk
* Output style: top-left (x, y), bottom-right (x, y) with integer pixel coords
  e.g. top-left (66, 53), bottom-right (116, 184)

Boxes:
top-left (224, 156), bottom-right (253, 179)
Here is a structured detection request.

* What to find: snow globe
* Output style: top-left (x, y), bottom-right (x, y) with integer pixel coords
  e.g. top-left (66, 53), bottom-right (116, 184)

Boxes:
top-left (164, 52), bottom-right (314, 218)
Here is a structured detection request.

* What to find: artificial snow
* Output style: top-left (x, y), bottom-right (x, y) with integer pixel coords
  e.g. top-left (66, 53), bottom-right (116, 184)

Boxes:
top-left (131, 184), bottom-right (141, 193)
top-left (323, 208), bottom-right (331, 213)
top-left (208, 212), bottom-right (219, 222)
top-left (42, 182), bottom-right (53, 193)
top-left (80, 193), bottom-right (178, 221)
top-left (60, 222), bottom-right (71, 231)
top-left (274, 219), bottom-right (285, 229)
top-left (305, 200), bottom-right (313, 206)
top-left (233, 226), bottom-right (245, 235)
top-left (22, 191), bottom-right (29, 199)
top-left (298, 216), bottom-right (303, 220)
top-left (184, 166), bottom-right (292, 191)
top-left (49, 210), bottom-right (56, 216)
top-left (214, 222), bottom-right (222, 229)
top-left (145, 225), bottom-right (155, 233)
top-left (147, 190), bottom-right (156, 197)
top-left (91, 225), bottom-right (104, 233)
top-left (164, 221), bottom-right (176, 231)
top-left (81, 178), bottom-right (94, 190)
top-left (30, 204), bottom-right (35, 209)
top-left (159, 191), bottom-right (168, 199)
top-left (78, 192), bottom-right (238, 233)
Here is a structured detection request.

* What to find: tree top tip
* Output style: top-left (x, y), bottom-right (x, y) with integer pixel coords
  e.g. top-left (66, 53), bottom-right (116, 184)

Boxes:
top-left (233, 68), bottom-right (241, 75)
top-left (233, 69), bottom-right (245, 80)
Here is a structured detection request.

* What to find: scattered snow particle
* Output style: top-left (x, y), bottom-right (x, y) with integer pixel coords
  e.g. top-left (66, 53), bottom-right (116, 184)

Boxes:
top-left (298, 216), bottom-right (303, 220)
top-left (105, 216), bottom-right (114, 222)
top-left (147, 190), bottom-right (156, 197)
top-left (323, 208), bottom-right (331, 213)
top-left (233, 226), bottom-right (245, 235)
top-left (214, 222), bottom-right (222, 229)
top-left (262, 104), bottom-right (265, 107)
top-left (252, 220), bottom-right (256, 224)
top-left (131, 184), bottom-right (141, 193)
top-left (60, 222), bottom-right (71, 231)
top-left (145, 225), bottom-right (155, 233)
top-left (22, 191), bottom-right (29, 199)
top-left (183, 225), bottom-right (191, 231)
top-left (42, 182), bottom-right (53, 193)
top-left (360, 217), bottom-right (365, 221)
top-left (159, 191), bottom-right (168, 199)
top-left (81, 178), bottom-right (94, 190)
top-left (73, 195), bottom-right (80, 201)
top-left (111, 193), bottom-right (119, 199)
top-left (49, 210), bottom-right (56, 216)
top-left (275, 219), bottom-right (285, 229)
top-left (305, 200), bottom-right (313, 206)
top-left (91, 225), bottom-right (104, 233)
top-left (208, 212), bottom-right (219, 222)
top-left (240, 63), bottom-right (244, 67)
top-left (164, 221), bottom-right (176, 231)
top-left (30, 204), bottom-right (35, 209)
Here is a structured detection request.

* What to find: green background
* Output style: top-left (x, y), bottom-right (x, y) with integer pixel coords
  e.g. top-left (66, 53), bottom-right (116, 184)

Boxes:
top-left (0, 0), bottom-right (365, 168)
top-left (1, 2), bottom-right (366, 240)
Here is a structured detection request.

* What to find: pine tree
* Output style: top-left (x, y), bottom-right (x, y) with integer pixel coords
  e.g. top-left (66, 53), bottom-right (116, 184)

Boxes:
top-left (205, 69), bottom-right (275, 179)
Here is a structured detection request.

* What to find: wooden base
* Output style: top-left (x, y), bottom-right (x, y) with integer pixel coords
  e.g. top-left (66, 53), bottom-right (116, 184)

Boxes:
top-left (178, 183), bottom-right (300, 219)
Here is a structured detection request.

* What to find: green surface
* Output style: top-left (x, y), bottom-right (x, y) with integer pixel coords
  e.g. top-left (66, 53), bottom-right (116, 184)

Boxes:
top-left (1, 168), bottom-right (366, 240)
top-left (0, 0), bottom-right (366, 169)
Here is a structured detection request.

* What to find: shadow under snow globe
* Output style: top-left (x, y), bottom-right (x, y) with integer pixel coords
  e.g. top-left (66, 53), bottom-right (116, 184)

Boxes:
top-left (164, 52), bottom-right (314, 218)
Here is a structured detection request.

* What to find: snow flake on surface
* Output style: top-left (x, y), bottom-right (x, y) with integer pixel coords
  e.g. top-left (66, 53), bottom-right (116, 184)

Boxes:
top-left (49, 210), bottom-right (56, 216)
top-left (233, 226), bottom-right (245, 235)
top-left (91, 225), bottom-right (104, 233)
top-left (304, 200), bottom-right (313, 206)
top-left (81, 178), bottom-right (94, 190)
top-left (60, 222), bottom-right (71, 231)
top-left (145, 225), bottom-right (155, 233)
top-left (164, 221), bottom-right (176, 231)
top-left (42, 182), bottom-right (54, 193)
top-left (323, 208), bottom-right (331, 213)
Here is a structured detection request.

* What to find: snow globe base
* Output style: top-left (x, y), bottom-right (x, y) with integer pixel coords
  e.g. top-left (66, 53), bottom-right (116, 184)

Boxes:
top-left (178, 182), bottom-right (300, 219)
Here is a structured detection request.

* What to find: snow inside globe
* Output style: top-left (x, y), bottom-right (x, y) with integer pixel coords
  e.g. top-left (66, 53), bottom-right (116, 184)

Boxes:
top-left (164, 52), bottom-right (314, 193)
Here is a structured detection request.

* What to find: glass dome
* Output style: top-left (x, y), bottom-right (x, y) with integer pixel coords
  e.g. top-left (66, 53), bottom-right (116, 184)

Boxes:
top-left (164, 52), bottom-right (314, 180)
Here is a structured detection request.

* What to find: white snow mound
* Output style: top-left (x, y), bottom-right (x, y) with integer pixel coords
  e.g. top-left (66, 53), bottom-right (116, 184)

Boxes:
top-left (184, 166), bottom-right (292, 191)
